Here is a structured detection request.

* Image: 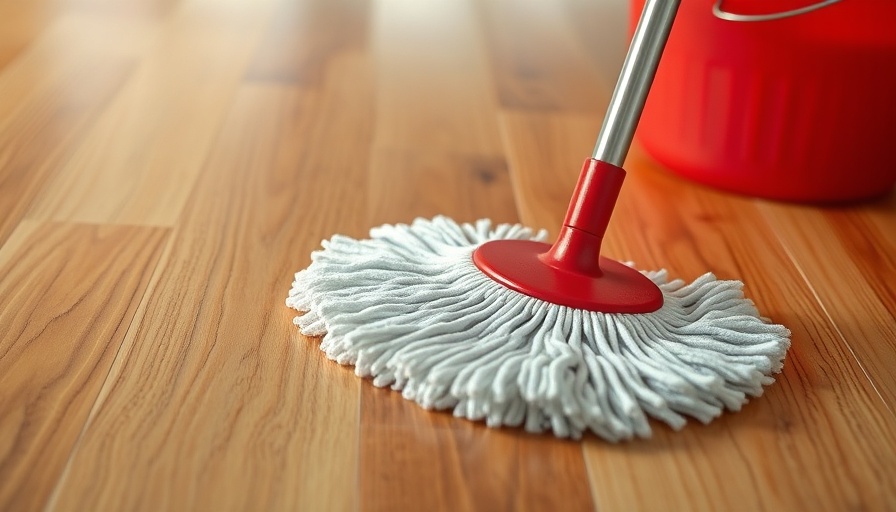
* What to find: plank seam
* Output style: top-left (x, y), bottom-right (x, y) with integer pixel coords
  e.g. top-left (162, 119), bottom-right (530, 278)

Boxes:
top-left (758, 203), bottom-right (896, 421)
top-left (42, 227), bottom-right (174, 512)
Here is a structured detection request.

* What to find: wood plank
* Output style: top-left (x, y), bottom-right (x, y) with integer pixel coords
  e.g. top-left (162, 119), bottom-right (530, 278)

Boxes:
top-left (863, 190), bottom-right (896, 248)
top-left (478, 0), bottom-right (610, 112)
top-left (26, 0), bottom-right (277, 227)
top-left (500, 110), bottom-right (896, 511)
top-left (0, 221), bottom-right (168, 512)
top-left (759, 197), bottom-right (896, 412)
top-left (560, 0), bottom-right (630, 90)
top-left (366, 0), bottom-right (516, 226)
top-left (247, 0), bottom-right (370, 85)
top-left (367, 149), bottom-right (519, 228)
top-left (48, 55), bottom-right (372, 510)
top-left (596, 156), bottom-right (896, 510)
top-left (498, 111), bottom-right (600, 237)
top-left (0, 13), bottom-right (154, 124)
top-left (3, 0), bottom-right (894, 508)
top-left (370, 0), bottom-right (503, 155)
top-left (360, 4), bottom-right (592, 509)
top-left (362, 388), bottom-right (593, 512)
top-left (0, 15), bottom-right (145, 245)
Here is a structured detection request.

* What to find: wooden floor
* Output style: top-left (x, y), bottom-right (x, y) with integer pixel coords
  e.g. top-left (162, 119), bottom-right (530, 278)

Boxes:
top-left (1, 0), bottom-right (895, 510)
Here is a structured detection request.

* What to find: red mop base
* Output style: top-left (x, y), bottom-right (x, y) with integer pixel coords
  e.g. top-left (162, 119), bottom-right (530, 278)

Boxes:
top-left (473, 239), bottom-right (663, 314)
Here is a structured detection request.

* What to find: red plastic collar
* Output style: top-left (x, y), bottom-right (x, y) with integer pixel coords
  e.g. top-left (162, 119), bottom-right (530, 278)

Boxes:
top-left (472, 159), bottom-right (663, 313)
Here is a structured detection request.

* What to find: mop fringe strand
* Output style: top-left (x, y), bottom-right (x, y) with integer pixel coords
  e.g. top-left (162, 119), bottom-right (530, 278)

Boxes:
top-left (286, 216), bottom-right (791, 441)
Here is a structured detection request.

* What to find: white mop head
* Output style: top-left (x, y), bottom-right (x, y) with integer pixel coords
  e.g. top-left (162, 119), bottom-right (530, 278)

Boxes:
top-left (286, 216), bottom-right (791, 441)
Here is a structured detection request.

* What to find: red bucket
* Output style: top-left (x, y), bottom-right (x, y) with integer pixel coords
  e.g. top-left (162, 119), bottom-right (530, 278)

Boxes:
top-left (631, 0), bottom-right (896, 202)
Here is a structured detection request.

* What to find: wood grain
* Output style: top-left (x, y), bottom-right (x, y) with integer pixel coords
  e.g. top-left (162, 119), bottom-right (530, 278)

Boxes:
top-left (26, 0), bottom-right (277, 226)
top-left (1, 0), bottom-right (895, 510)
top-left (498, 109), bottom-right (896, 510)
top-left (367, 0), bottom-right (514, 227)
top-left (367, 148), bottom-right (519, 227)
top-left (0, 16), bottom-right (141, 245)
top-left (0, 221), bottom-right (167, 512)
top-left (561, 0), bottom-right (630, 91)
top-left (361, 388), bottom-right (593, 512)
top-left (360, 4), bottom-right (592, 511)
top-left (759, 199), bottom-right (896, 413)
top-left (247, 0), bottom-right (370, 86)
top-left (498, 111), bottom-right (601, 237)
top-left (47, 80), bottom-right (367, 511)
top-left (371, 0), bottom-right (503, 155)
top-left (479, 0), bottom-right (611, 112)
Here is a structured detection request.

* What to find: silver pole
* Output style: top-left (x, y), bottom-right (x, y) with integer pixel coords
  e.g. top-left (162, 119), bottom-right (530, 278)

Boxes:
top-left (592, 0), bottom-right (681, 167)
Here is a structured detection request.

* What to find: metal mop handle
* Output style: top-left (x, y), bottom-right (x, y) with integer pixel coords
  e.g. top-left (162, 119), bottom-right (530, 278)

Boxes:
top-left (472, 0), bottom-right (681, 311)
top-left (540, 0), bottom-right (681, 280)
top-left (593, 0), bottom-right (681, 167)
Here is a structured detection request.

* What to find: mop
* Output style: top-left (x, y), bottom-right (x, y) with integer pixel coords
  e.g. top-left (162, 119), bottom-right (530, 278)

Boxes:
top-left (286, 0), bottom-right (790, 441)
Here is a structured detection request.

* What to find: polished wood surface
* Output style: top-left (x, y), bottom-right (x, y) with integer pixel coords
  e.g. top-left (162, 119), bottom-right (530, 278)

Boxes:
top-left (1, 1), bottom-right (894, 510)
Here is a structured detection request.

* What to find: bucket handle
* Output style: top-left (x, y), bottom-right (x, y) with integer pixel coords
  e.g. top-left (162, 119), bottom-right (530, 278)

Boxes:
top-left (713, 0), bottom-right (841, 21)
